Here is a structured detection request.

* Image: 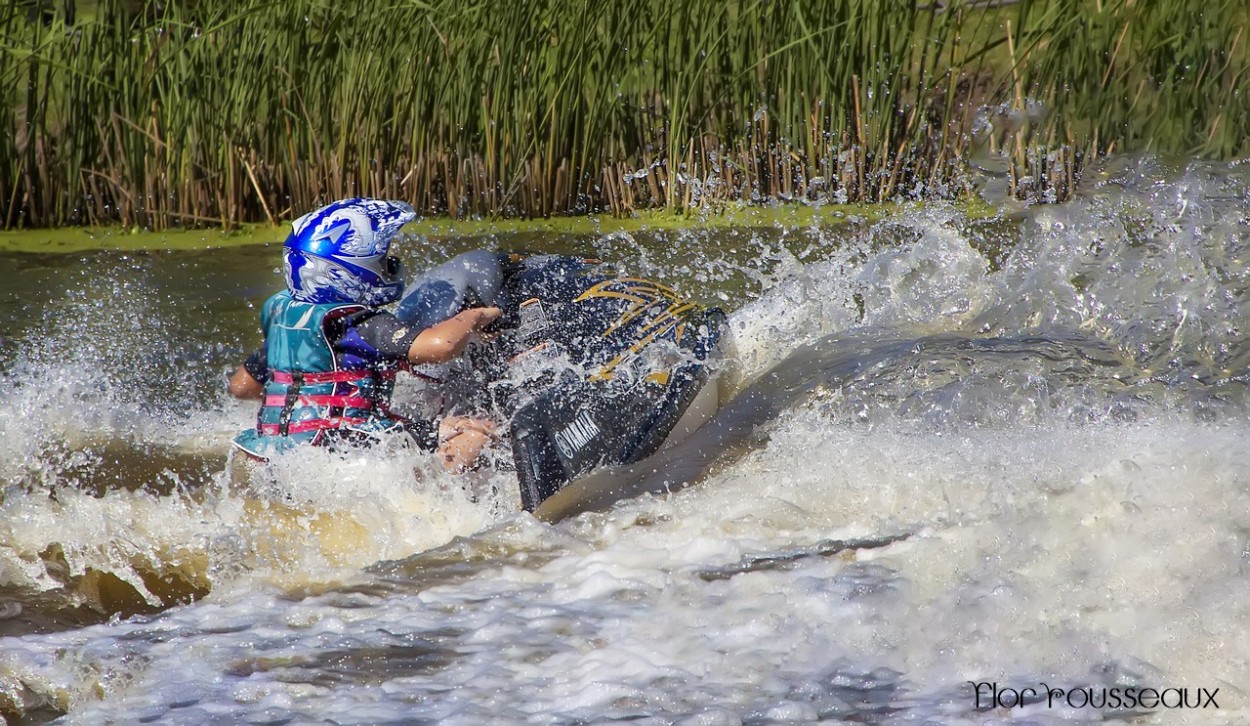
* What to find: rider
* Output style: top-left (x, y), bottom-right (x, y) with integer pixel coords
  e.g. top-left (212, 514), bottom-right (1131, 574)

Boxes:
top-left (227, 198), bottom-right (500, 472)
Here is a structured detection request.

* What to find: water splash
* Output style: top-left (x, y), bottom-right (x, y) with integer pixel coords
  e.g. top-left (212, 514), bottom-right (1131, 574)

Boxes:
top-left (2, 155), bottom-right (1250, 722)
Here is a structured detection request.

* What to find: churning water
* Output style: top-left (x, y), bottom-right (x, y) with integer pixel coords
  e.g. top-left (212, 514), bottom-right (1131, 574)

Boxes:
top-left (1, 155), bottom-right (1248, 723)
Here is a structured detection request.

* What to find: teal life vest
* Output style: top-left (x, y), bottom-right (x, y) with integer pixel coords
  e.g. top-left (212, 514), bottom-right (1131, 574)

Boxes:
top-left (233, 291), bottom-right (407, 459)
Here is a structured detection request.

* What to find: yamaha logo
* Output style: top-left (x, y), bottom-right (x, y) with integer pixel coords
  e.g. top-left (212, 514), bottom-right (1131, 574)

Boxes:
top-left (554, 409), bottom-right (601, 460)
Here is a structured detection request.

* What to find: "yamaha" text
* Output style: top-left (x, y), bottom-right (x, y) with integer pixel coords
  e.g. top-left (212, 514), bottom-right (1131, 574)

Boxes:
top-left (554, 410), bottom-right (601, 459)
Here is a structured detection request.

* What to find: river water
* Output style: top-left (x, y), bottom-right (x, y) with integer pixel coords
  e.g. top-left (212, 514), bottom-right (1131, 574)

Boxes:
top-left (1, 156), bottom-right (1247, 723)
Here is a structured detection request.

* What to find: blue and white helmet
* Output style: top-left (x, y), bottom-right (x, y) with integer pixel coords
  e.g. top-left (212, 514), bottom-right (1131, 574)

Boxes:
top-left (283, 198), bottom-right (417, 306)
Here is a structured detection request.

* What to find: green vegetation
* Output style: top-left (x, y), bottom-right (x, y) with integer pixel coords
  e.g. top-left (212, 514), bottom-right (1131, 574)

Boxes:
top-left (0, 223), bottom-right (280, 253)
top-left (0, 200), bottom-right (925, 252)
top-left (2, 0), bottom-right (1246, 231)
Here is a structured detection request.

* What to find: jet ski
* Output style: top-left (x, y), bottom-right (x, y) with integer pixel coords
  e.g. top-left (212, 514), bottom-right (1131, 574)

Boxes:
top-left (395, 250), bottom-right (725, 512)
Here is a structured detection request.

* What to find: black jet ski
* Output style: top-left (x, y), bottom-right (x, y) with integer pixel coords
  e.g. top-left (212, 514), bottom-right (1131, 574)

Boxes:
top-left (395, 250), bottom-right (724, 511)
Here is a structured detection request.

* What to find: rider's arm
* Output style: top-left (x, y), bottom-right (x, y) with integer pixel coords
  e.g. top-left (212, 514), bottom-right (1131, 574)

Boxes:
top-left (406, 307), bottom-right (502, 365)
top-left (343, 307), bottom-right (502, 365)
top-left (227, 347), bottom-right (267, 399)
top-left (343, 309), bottom-right (501, 470)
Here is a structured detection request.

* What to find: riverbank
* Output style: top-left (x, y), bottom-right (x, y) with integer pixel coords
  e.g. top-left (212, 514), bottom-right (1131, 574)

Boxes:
top-left (0, 201), bottom-right (958, 254)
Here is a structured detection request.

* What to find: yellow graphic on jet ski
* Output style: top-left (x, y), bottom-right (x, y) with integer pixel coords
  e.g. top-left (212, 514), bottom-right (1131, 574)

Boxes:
top-left (575, 278), bottom-right (700, 382)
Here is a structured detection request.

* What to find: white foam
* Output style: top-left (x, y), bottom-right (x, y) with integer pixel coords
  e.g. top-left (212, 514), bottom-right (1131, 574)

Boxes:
top-left (3, 157), bottom-right (1250, 722)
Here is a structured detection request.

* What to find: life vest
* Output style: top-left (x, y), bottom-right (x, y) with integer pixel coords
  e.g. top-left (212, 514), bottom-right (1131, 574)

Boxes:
top-left (233, 291), bottom-right (406, 459)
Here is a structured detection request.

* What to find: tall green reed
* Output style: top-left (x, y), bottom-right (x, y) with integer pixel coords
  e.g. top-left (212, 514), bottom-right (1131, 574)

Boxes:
top-left (1, 0), bottom-right (1247, 229)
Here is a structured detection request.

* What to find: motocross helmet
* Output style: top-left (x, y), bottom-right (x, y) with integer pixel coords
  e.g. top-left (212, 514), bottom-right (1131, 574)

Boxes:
top-left (283, 198), bottom-right (416, 306)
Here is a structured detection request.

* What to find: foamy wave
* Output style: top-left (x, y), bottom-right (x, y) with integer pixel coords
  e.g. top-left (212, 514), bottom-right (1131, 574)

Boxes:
top-left (0, 435), bottom-right (512, 616)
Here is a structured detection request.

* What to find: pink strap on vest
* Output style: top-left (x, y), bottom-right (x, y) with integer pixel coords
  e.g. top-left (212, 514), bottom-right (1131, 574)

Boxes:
top-left (258, 417), bottom-right (370, 435)
top-left (263, 394), bottom-right (374, 409)
top-left (271, 369), bottom-right (396, 384)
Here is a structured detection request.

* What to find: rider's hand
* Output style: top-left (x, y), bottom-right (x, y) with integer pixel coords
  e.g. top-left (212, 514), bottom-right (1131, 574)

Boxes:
top-left (438, 415), bottom-right (497, 442)
top-left (437, 415), bottom-right (497, 473)
top-left (467, 306), bottom-right (502, 331)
